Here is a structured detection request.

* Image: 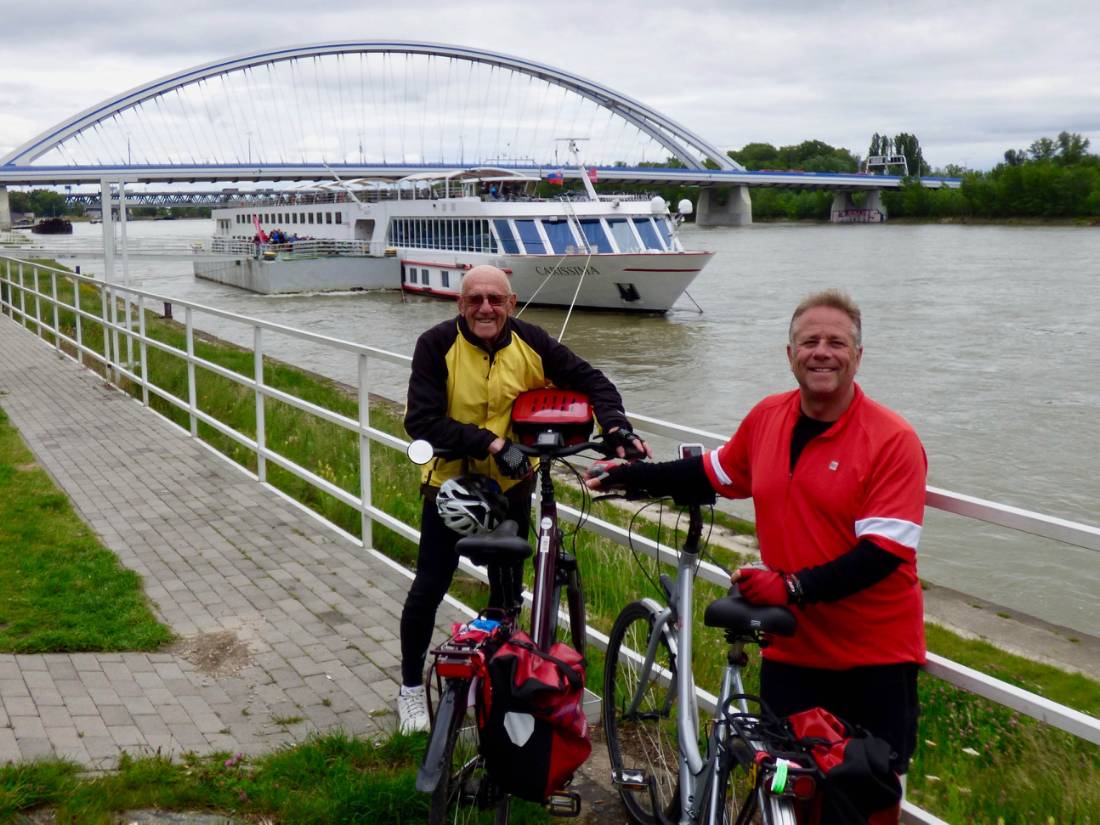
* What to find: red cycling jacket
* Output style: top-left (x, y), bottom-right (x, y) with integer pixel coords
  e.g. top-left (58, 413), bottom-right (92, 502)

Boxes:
top-left (703, 384), bottom-right (927, 669)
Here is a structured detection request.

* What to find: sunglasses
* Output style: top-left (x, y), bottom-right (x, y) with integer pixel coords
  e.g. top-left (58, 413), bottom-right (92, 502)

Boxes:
top-left (463, 293), bottom-right (509, 307)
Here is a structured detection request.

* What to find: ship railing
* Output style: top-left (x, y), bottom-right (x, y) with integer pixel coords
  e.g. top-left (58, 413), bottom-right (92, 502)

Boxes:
top-left (208, 238), bottom-right (389, 258)
top-left (2, 254), bottom-right (1097, 825)
top-left (0, 230), bottom-right (30, 246)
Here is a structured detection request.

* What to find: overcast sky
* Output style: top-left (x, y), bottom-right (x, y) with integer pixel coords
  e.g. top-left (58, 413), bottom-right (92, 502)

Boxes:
top-left (3, 0), bottom-right (1099, 172)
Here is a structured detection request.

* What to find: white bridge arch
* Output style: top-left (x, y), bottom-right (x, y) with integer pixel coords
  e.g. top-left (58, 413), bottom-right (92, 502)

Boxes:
top-left (2, 41), bottom-right (740, 175)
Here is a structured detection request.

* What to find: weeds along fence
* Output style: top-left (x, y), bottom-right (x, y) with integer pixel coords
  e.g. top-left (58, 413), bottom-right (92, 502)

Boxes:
top-left (3, 255), bottom-right (1098, 824)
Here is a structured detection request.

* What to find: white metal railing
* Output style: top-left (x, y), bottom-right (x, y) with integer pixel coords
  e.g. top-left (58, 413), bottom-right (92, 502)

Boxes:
top-left (2, 255), bottom-right (1097, 823)
top-left (209, 237), bottom-right (389, 258)
top-left (1, 230), bottom-right (30, 246)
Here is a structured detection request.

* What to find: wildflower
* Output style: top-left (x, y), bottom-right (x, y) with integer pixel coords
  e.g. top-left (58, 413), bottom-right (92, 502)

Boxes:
top-left (961, 746), bottom-right (980, 757)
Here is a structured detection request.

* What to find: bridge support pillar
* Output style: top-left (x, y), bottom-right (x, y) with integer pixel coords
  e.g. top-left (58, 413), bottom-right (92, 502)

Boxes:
top-left (830, 190), bottom-right (887, 223)
top-left (0, 186), bottom-right (11, 230)
top-left (695, 186), bottom-right (752, 227)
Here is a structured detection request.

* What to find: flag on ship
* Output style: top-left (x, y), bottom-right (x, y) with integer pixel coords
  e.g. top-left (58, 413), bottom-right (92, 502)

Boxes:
top-left (545, 170), bottom-right (564, 186)
top-left (587, 167), bottom-right (598, 183)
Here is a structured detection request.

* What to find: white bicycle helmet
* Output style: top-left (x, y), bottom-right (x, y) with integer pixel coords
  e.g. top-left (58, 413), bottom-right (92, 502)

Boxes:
top-left (436, 475), bottom-right (509, 536)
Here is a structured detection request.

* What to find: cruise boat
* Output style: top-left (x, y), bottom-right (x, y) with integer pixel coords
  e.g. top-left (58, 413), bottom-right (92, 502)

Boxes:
top-left (195, 168), bottom-right (713, 312)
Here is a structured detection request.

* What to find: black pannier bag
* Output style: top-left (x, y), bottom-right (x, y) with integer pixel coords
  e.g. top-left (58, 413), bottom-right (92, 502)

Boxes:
top-left (479, 631), bottom-right (591, 802)
top-left (786, 706), bottom-right (902, 824)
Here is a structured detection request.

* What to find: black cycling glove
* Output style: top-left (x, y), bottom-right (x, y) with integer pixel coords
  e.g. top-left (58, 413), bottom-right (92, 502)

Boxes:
top-left (493, 440), bottom-right (530, 479)
top-left (605, 426), bottom-right (644, 458)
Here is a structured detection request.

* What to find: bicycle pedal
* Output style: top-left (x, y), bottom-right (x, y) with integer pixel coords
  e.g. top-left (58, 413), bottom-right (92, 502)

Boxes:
top-left (612, 768), bottom-right (648, 791)
top-left (546, 790), bottom-right (581, 817)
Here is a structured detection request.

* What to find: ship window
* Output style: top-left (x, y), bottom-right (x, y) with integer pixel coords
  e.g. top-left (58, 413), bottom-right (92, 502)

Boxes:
top-left (655, 217), bottom-right (674, 249)
top-left (607, 218), bottom-right (641, 253)
top-left (494, 220), bottom-right (519, 254)
top-left (326, 213), bottom-right (332, 224)
top-left (306, 213), bottom-right (313, 224)
top-left (578, 219), bottom-right (612, 253)
top-left (515, 220), bottom-right (546, 254)
top-left (316, 212), bottom-right (323, 223)
top-left (335, 213), bottom-right (342, 224)
top-left (633, 218), bottom-right (664, 250)
top-left (543, 219), bottom-right (575, 254)
top-left (442, 271), bottom-right (450, 288)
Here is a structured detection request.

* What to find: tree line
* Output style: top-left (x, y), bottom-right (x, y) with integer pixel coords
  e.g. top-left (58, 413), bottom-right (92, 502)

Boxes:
top-left (721, 131), bottom-right (1100, 221)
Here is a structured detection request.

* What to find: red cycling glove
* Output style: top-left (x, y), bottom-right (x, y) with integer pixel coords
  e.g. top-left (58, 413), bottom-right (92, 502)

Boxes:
top-left (735, 567), bottom-right (789, 606)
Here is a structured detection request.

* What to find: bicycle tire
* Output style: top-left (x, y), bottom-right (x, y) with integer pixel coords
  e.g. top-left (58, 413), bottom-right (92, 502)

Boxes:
top-left (714, 762), bottom-right (799, 825)
top-left (429, 681), bottom-right (509, 825)
top-left (603, 600), bottom-right (682, 825)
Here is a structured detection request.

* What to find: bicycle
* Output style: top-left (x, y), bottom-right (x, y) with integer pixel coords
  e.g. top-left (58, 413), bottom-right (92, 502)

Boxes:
top-left (601, 449), bottom-right (818, 825)
top-left (410, 388), bottom-right (628, 824)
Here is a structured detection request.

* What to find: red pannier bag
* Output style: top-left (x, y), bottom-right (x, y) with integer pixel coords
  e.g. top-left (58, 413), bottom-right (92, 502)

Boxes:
top-left (787, 707), bottom-right (902, 824)
top-left (479, 630), bottom-right (591, 802)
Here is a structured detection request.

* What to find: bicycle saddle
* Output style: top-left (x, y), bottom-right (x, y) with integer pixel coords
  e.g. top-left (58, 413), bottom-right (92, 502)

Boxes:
top-left (455, 519), bottom-right (533, 566)
top-left (703, 593), bottom-right (796, 636)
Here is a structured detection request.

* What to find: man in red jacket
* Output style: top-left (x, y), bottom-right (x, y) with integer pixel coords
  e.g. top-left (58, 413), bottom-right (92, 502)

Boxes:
top-left (588, 290), bottom-right (926, 820)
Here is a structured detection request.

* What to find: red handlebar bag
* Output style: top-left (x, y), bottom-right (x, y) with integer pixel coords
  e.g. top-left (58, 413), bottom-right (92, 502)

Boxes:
top-left (480, 631), bottom-right (591, 802)
top-left (511, 388), bottom-right (593, 446)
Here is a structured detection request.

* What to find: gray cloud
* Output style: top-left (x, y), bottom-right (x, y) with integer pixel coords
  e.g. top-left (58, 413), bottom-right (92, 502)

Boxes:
top-left (3, 0), bottom-right (1100, 169)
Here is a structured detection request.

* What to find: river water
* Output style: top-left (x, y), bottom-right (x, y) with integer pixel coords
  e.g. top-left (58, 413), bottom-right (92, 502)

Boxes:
top-left (44, 219), bottom-right (1100, 638)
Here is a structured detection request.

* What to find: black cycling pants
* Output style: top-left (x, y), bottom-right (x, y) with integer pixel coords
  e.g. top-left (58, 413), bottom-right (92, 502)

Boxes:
top-left (399, 480), bottom-right (533, 688)
top-left (760, 659), bottom-right (920, 774)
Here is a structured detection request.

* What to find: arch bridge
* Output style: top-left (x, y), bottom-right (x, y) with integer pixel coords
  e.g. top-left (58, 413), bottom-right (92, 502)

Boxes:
top-left (0, 41), bottom-right (957, 228)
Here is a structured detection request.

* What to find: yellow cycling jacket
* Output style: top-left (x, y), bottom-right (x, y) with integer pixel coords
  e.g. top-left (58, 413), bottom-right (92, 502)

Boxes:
top-left (405, 316), bottom-right (630, 491)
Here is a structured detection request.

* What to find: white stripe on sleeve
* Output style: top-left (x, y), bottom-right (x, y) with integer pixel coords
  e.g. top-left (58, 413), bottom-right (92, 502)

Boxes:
top-left (855, 517), bottom-right (922, 549)
top-left (706, 450), bottom-right (733, 486)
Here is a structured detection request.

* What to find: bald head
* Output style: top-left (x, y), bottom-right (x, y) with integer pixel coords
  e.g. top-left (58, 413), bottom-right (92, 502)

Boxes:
top-left (458, 265), bottom-right (517, 344)
top-left (461, 265), bottom-right (513, 298)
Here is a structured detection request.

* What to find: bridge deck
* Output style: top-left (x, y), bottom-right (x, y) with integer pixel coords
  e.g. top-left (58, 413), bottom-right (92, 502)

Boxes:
top-left (0, 318), bottom-right (454, 767)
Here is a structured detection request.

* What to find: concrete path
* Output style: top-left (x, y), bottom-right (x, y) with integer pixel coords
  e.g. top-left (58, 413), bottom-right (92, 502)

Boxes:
top-left (0, 317), bottom-right (462, 768)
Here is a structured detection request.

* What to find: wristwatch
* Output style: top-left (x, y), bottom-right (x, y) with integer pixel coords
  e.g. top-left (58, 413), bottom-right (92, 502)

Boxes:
top-left (783, 573), bottom-right (805, 605)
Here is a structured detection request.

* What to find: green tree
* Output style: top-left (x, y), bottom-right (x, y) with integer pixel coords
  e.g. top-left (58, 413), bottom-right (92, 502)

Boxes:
top-left (727, 142), bottom-right (779, 170)
top-left (1055, 131), bottom-right (1090, 165)
top-left (892, 133), bottom-right (930, 177)
top-left (1029, 137), bottom-right (1056, 161)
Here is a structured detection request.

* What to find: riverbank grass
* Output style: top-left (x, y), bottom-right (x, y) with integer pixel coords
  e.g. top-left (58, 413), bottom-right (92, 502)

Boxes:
top-left (0, 407), bottom-right (171, 653)
top-left (0, 731), bottom-right (550, 824)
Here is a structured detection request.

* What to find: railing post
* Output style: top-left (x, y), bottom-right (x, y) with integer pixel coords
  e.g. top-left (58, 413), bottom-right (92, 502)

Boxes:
top-left (254, 326), bottom-right (266, 482)
top-left (74, 275), bottom-right (83, 365)
top-left (108, 283), bottom-right (120, 383)
top-left (138, 295), bottom-right (149, 407)
top-left (1, 258), bottom-right (9, 316)
top-left (18, 261), bottom-right (26, 325)
top-left (50, 270), bottom-right (60, 352)
top-left (185, 307), bottom-right (197, 436)
top-left (33, 263), bottom-right (43, 340)
top-left (358, 352), bottom-right (372, 548)
top-left (99, 283), bottom-right (113, 379)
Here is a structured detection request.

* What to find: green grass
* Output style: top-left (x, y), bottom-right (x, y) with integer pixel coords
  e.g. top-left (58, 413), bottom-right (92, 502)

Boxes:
top-left (3, 262), bottom-right (1099, 822)
top-left (0, 731), bottom-right (551, 824)
top-left (0, 406), bottom-right (172, 653)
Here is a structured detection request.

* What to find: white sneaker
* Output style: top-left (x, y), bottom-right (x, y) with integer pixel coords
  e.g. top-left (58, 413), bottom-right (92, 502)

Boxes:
top-left (398, 684), bottom-right (429, 734)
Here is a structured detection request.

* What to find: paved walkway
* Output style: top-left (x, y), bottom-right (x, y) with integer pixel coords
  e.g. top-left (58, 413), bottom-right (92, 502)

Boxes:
top-left (0, 317), bottom-right (464, 768)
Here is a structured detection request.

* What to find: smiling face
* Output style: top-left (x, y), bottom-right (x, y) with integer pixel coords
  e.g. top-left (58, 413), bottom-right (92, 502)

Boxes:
top-left (458, 266), bottom-right (517, 344)
top-left (787, 305), bottom-right (863, 420)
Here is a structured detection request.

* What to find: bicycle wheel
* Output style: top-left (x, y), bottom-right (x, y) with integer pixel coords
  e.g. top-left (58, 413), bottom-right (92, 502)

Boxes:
top-left (714, 763), bottom-right (799, 825)
top-left (429, 681), bottom-right (509, 825)
top-left (603, 600), bottom-right (681, 825)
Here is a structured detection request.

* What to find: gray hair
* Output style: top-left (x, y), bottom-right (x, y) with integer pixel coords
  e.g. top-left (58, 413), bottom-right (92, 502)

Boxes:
top-left (789, 289), bottom-right (862, 347)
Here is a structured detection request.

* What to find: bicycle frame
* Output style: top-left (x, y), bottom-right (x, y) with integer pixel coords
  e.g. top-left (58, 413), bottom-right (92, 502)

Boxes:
top-left (618, 503), bottom-right (797, 825)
